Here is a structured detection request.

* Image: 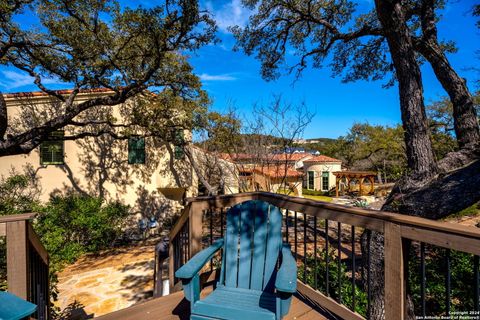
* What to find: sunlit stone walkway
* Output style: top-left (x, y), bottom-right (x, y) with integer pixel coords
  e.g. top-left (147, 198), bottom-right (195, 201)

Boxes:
top-left (56, 245), bottom-right (155, 318)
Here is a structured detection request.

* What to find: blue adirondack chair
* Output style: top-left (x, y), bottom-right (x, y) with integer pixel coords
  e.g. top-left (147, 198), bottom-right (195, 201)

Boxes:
top-left (0, 291), bottom-right (37, 320)
top-left (175, 200), bottom-right (297, 320)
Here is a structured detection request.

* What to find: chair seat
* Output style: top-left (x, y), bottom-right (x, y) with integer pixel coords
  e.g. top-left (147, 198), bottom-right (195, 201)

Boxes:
top-left (0, 291), bottom-right (37, 320)
top-left (192, 285), bottom-right (276, 320)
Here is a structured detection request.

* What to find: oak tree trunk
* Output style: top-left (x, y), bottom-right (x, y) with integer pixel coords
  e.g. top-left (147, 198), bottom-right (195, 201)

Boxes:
top-left (368, 1), bottom-right (439, 319)
top-left (415, 0), bottom-right (480, 148)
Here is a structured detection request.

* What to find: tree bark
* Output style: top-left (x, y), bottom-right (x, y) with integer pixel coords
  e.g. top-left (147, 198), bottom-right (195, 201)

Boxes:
top-left (375, 0), bottom-right (437, 185)
top-left (0, 92), bottom-right (7, 140)
top-left (414, 0), bottom-right (480, 148)
top-left (369, 1), bottom-right (439, 319)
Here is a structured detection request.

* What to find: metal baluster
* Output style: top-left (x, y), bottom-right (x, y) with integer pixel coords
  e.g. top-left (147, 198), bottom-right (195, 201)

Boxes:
top-left (303, 213), bottom-right (307, 283)
top-left (285, 210), bottom-right (289, 243)
top-left (220, 208), bottom-right (224, 238)
top-left (420, 242), bottom-right (426, 317)
top-left (475, 255), bottom-right (479, 312)
top-left (325, 219), bottom-right (330, 296)
top-left (314, 216), bottom-right (318, 290)
top-left (445, 249), bottom-right (451, 316)
top-left (337, 222), bottom-right (342, 303)
top-left (210, 209), bottom-right (213, 272)
top-left (367, 230), bottom-right (372, 320)
top-left (294, 211), bottom-right (298, 261)
top-left (351, 225), bottom-right (355, 312)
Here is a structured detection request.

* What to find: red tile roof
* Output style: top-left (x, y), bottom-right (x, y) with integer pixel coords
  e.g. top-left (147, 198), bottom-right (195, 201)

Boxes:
top-left (268, 153), bottom-right (312, 162)
top-left (303, 155), bottom-right (342, 163)
top-left (2, 88), bottom-right (115, 99)
top-left (253, 165), bottom-right (303, 178)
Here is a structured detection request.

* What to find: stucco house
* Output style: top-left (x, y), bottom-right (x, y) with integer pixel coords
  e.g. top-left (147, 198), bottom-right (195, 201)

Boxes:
top-left (250, 165), bottom-right (303, 196)
top-left (302, 155), bottom-right (343, 192)
top-left (268, 152), bottom-right (313, 170)
top-left (0, 89), bottom-right (238, 218)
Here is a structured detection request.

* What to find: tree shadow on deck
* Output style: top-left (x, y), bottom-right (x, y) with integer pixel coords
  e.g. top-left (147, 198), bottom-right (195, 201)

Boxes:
top-left (57, 301), bottom-right (94, 320)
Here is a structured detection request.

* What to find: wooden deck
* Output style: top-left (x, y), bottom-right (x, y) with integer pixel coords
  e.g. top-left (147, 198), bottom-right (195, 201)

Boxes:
top-left (96, 286), bottom-right (338, 320)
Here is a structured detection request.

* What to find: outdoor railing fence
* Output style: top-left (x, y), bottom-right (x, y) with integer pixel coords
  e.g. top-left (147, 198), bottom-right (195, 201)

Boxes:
top-left (158, 192), bottom-right (480, 320)
top-left (0, 213), bottom-right (50, 319)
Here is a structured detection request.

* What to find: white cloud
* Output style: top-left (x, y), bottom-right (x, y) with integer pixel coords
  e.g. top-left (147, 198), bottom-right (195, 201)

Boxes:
top-left (199, 73), bottom-right (237, 81)
top-left (205, 0), bottom-right (251, 33)
top-left (0, 70), bottom-right (62, 90)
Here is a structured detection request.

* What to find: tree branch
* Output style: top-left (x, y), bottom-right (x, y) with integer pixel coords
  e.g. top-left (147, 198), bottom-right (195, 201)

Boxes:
top-left (0, 92), bottom-right (7, 140)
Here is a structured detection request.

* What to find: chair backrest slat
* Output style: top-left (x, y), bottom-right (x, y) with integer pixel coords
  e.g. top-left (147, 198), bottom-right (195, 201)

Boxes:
top-left (221, 200), bottom-right (282, 293)
top-left (237, 206), bottom-right (254, 288)
top-left (224, 204), bottom-right (241, 287)
top-left (250, 203), bottom-right (269, 291)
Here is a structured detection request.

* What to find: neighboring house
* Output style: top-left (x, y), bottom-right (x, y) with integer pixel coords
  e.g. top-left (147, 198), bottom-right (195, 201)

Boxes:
top-left (0, 89), bottom-right (237, 218)
top-left (302, 155), bottom-right (343, 192)
top-left (251, 165), bottom-right (303, 196)
top-left (268, 152), bottom-right (313, 170)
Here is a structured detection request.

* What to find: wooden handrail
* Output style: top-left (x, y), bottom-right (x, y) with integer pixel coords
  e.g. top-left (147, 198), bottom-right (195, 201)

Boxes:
top-left (169, 203), bottom-right (192, 242)
top-left (0, 212), bottom-right (37, 223)
top-left (170, 192), bottom-right (480, 320)
top-left (28, 223), bottom-right (49, 265)
top-left (187, 192), bottom-right (480, 241)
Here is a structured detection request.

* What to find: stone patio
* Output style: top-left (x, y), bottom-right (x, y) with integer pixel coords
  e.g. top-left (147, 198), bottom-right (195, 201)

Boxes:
top-left (56, 245), bottom-right (156, 319)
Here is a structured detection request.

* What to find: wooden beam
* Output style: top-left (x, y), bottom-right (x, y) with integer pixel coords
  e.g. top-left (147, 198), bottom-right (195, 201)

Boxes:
top-left (296, 281), bottom-right (364, 320)
top-left (27, 223), bottom-right (48, 265)
top-left (0, 222), bottom-right (5, 237)
top-left (6, 220), bottom-right (29, 300)
top-left (189, 202), bottom-right (203, 259)
top-left (384, 222), bottom-right (405, 320)
top-left (401, 225), bottom-right (480, 256)
top-left (0, 212), bottom-right (36, 223)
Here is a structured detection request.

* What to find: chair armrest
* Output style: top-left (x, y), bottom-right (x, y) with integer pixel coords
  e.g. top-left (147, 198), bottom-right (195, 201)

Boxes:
top-left (275, 243), bottom-right (297, 293)
top-left (175, 239), bottom-right (224, 280)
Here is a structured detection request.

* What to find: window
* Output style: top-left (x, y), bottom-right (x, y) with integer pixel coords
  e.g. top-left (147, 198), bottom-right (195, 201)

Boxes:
top-left (173, 129), bottom-right (185, 160)
top-left (128, 137), bottom-right (145, 164)
top-left (40, 131), bottom-right (64, 165)
top-left (307, 171), bottom-right (314, 190)
top-left (322, 171), bottom-right (329, 191)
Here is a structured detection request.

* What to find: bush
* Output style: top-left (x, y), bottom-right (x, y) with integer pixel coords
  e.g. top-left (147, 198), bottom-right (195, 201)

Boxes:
top-left (298, 247), bottom-right (368, 316)
top-left (0, 168), bottom-right (40, 215)
top-left (408, 246), bottom-right (478, 315)
top-left (302, 188), bottom-right (330, 196)
top-left (34, 194), bottom-right (131, 266)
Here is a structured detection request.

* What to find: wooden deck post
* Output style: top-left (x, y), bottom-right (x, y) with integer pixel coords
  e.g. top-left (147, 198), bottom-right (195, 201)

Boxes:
top-left (335, 179), bottom-right (339, 197)
top-left (384, 222), bottom-right (405, 320)
top-left (6, 220), bottom-right (29, 300)
top-left (189, 202), bottom-right (203, 259)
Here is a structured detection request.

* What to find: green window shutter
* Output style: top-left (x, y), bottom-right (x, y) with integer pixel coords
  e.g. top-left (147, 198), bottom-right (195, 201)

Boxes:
top-left (307, 171), bottom-right (314, 190)
top-left (40, 131), bottom-right (64, 165)
top-left (174, 146), bottom-right (185, 160)
top-left (322, 171), bottom-right (329, 191)
top-left (128, 137), bottom-right (145, 164)
top-left (174, 129), bottom-right (185, 146)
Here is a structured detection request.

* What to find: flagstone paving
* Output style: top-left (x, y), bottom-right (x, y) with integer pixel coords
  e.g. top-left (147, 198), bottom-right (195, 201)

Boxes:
top-left (56, 245), bottom-right (156, 318)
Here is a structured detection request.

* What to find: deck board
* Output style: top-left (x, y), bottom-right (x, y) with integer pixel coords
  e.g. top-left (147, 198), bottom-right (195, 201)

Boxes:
top-left (95, 286), bottom-right (333, 320)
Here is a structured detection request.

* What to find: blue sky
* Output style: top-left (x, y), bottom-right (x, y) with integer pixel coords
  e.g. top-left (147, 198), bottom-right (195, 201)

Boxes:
top-left (1, 1), bottom-right (479, 139)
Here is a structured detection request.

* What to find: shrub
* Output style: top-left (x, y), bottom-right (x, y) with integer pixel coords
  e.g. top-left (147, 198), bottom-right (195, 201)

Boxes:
top-left (302, 188), bottom-right (330, 196)
top-left (298, 247), bottom-right (368, 316)
top-left (34, 194), bottom-right (131, 266)
top-left (0, 168), bottom-right (40, 215)
top-left (408, 246), bottom-right (478, 315)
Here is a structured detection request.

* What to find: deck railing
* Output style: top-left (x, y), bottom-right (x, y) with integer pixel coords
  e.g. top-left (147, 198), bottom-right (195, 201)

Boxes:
top-left (0, 213), bottom-right (50, 319)
top-left (163, 192), bottom-right (480, 320)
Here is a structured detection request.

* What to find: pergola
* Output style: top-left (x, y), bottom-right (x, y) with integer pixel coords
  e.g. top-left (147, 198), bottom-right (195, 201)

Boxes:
top-left (333, 171), bottom-right (377, 197)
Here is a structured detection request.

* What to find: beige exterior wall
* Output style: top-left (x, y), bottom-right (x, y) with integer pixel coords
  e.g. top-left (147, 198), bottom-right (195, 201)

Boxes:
top-left (0, 92), bottom-right (238, 217)
top-left (303, 162), bottom-right (342, 192)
